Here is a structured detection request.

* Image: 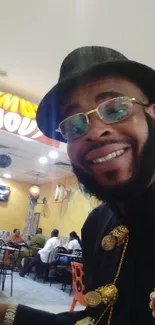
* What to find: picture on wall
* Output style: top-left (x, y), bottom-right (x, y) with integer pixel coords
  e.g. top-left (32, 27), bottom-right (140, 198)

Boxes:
top-left (0, 185), bottom-right (11, 202)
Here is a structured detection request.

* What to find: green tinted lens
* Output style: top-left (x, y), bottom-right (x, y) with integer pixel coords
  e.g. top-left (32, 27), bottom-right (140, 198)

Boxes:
top-left (60, 114), bottom-right (88, 140)
top-left (99, 97), bottom-right (132, 124)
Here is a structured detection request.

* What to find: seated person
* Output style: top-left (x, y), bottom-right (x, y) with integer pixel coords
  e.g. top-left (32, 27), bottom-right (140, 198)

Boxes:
top-left (57, 232), bottom-right (82, 265)
top-left (5, 229), bottom-right (25, 264)
top-left (8, 229), bottom-right (25, 245)
top-left (28, 227), bottom-right (45, 253)
top-left (19, 229), bottom-right (60, 277)
top-left (16, 228), bottom-right (46, 268)
top-left (67, 231), bottom-right (82, 252)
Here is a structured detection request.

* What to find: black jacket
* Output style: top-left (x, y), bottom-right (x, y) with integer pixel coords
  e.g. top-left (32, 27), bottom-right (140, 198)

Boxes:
top-left (14, 183), bottom-right (155, 324)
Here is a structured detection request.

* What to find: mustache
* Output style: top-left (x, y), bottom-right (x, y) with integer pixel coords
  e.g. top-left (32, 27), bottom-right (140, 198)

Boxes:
top-left (80, 138), bottom-right (135, 162)
top-left (73, 114), bottom-right (155, 203)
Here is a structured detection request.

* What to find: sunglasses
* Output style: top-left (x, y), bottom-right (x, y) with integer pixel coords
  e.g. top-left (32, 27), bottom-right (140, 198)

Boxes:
top-left (56, 97), bottom-right (147, 141)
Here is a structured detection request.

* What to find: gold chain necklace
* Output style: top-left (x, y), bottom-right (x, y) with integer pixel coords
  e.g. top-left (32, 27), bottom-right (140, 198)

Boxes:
top-left (95, 237), bottom-right (129, 325)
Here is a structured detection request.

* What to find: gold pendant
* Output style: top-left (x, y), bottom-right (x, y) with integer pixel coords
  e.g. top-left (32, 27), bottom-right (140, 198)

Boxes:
top-left (97, 284), bottom-right (119, 305)
top-left (102, 225), bottom-right (129, 251)
top-left (112, 225), bottom-right (129, 245)
top-left (85, 284), bottom-right (118, 308)
top-left (102, 234), bottom-right (116, 251)
top-left (75, 317), bottom-right (95, 325)
top-left (85, 291), bottom-right (102, 308)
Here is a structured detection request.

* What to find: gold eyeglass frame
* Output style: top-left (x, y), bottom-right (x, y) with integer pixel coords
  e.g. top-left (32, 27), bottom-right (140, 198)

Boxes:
top-left (56, 96), bottom-right (148, 140)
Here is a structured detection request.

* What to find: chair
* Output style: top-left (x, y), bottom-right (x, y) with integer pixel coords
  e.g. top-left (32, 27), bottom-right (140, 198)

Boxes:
top-left (49, 247), bottom-right (72, 288)
top-left (0, 246), bottom-right (20, 296)
top-left (34, 247), bottom-right (60, 282)
top-left (70, 262), bottom-right (87, 311)
top-left (61, 265), bottom-right (73, 294)
top-left (0, 240), bottom-right (5, 247)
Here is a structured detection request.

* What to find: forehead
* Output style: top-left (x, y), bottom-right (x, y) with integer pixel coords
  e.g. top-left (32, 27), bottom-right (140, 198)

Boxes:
top-left (62, 76), bottom-right (147, 117)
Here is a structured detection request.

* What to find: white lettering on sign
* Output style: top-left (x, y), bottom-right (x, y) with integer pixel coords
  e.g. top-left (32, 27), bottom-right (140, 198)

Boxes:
top-left (0, 93), bottom-right (62, 149)
top-left (0, 107), bottom-right (59, 148)
top-left (18, 118), bottom-right (37, 136)
top-left (0, 108), bottom-right (39, 137)
top-left (4, 112), bottom-right (21, 132)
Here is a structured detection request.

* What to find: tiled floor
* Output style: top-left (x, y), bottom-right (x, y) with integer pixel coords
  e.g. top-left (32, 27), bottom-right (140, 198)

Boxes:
top-left (0, 272), bottom-right (83, 313)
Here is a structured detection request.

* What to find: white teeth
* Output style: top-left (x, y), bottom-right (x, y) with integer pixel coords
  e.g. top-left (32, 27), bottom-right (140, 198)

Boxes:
top-left (92, 149), bottom-right (125, 164)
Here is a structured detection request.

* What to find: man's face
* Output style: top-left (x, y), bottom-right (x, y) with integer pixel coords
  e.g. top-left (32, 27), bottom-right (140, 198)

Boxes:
top-left (63, 77), bottom-right (155, 201)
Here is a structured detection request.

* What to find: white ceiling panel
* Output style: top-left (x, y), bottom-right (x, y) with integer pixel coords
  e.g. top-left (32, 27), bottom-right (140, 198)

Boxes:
top-left (0, 130), bottom-right (73, 184)
top-left (0, 0), bottom-right (155, 103)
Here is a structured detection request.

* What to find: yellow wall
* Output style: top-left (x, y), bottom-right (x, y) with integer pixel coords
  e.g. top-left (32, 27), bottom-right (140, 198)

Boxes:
top-left (0, 178), bottom-right (30, 232)
top-left (0, 175), bottom-right (100, 238)
top-left (35, 175), bottom-right (100, 237)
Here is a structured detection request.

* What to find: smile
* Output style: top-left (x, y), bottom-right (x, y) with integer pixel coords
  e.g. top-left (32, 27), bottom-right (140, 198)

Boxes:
top-left (92, 149), bottom-right (125, 164)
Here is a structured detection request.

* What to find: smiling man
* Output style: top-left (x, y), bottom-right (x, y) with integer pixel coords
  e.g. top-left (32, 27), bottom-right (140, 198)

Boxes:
top-left (36, 46), bottom-right (155, 324)
top-left (66, 77), bottom-right (155, 202)
top-left (1, 46), bottom-right (155, 325)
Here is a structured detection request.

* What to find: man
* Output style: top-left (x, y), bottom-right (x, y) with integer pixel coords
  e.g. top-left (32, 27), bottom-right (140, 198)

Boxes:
top-left (1, 46), bottom-right (155, 324)
top-left (19, 229), bottom-right (60, 277)
top-left (29, 228), bottom-right (45, 251)
top-left (15, 228), bottom-right (45, 268)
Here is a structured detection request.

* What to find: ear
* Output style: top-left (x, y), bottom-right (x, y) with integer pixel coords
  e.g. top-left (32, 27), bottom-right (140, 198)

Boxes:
top-left (145, 104), bottom-right (155, 122)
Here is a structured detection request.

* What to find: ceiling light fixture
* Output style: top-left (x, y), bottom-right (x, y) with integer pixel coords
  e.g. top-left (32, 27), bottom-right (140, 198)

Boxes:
top-left (3, 173), bottom-right (11, 179)
top-left (48, 150), bottom-right (59, 159)
top-left (39, 157), bottom-right (48, 164)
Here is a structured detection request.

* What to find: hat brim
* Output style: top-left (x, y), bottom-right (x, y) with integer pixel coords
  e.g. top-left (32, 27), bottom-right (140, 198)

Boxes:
top-left (36, 60), bottom-right (155, 143)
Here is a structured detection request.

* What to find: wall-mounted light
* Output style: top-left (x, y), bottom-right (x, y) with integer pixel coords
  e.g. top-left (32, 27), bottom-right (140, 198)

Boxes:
top-left (29, 185), bottom-right (40, 198)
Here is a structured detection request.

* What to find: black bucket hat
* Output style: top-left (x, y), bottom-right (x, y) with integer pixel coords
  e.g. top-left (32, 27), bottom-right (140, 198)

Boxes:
top-left (36, 46), bottom-right (155, 143)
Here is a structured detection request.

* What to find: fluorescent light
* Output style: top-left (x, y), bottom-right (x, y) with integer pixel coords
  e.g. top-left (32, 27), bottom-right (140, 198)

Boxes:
top-left (3, 173), bottom-right (11, 179)
top-left (39, 157), bottom-right (48, 164)
top-left (48, 150), bottom-right (59, 159)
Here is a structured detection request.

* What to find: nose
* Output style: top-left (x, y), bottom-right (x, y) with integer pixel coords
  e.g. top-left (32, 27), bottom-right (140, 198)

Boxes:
top-left (85, 117), bottom-right (115, 142)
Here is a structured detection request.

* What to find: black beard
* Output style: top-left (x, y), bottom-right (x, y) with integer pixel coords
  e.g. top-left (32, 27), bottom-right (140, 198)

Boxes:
top-left (72, 114), bottom-right (155, 203)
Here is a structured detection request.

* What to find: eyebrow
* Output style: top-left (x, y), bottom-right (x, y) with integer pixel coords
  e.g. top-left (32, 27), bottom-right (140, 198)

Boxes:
top-left (63, 90), bottom-right (124, 116)
top-left (95, 91), bottom-right (124, 102)
top-left (63, 103), bottom-right (80, 117)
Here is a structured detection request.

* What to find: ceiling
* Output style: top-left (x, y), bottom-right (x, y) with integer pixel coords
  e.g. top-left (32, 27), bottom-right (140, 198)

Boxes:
top-left (0, 129), bottom-right (72, 184)
top-left (0, 0), bottom-right (155, 103)
top-left (0, 0), bottom-right (155, 183)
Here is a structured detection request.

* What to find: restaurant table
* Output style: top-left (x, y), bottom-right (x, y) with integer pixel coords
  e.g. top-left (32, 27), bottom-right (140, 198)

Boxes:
top-left (57, 253), bottom-right (83, 263)
top-left (0, 246), bottom-right (20, 269)
top-left (3, 246), bottom-right (20, 252)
